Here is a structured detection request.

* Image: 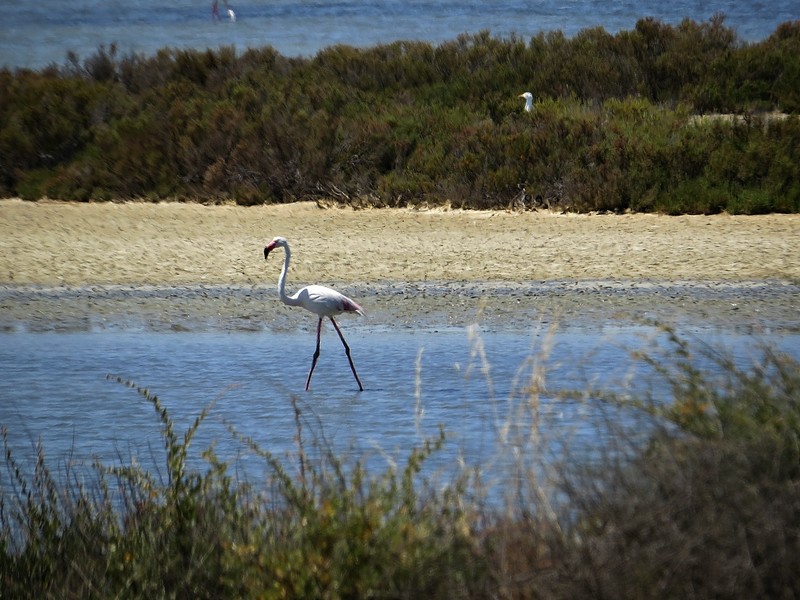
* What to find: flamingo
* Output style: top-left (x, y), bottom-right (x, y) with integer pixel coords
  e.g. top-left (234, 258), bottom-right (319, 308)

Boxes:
top-left (212, 0), bottom-right (235, 21)
top-left (264, 237), bottom-right (364, 391)
top-left (519, 91), bottom-right (534, 112)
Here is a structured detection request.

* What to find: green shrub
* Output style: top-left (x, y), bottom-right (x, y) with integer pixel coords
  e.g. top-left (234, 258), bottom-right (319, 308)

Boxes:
top-left (537, 331), bottom-right (800, 599)
top-left (1, 18), bottom-right (799, 210)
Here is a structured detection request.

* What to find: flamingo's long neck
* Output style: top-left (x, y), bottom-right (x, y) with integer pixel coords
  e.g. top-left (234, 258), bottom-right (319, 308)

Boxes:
top-left (278, 244), bottom-right (301, 307)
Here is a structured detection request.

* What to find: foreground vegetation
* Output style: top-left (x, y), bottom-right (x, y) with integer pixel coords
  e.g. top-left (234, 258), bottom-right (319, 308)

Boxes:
top-left (1, 17), bottom-right (799, 212)
top-left (2, 331), bottom-right (799, 598)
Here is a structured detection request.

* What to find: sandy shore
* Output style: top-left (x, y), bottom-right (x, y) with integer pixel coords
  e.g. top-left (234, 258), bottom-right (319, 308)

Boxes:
top-left (2, 199), bottom-right (799, 285)
top-left (1, 199), bottom-right (798, 332)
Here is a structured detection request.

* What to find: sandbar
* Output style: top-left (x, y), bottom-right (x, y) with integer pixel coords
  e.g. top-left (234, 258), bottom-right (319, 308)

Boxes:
top-left (1, 199), bottom-right (798, 332)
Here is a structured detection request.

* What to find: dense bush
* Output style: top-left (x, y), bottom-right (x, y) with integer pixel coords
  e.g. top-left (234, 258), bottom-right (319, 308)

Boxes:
top-left (548, 333), bottom-right (800, 598)
top-left (1, 17), bottom-right (799, 212)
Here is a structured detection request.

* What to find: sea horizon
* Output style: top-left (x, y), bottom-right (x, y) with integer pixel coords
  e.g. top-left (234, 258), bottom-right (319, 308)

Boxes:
top-left (1, 0), bottom-right (796, 71)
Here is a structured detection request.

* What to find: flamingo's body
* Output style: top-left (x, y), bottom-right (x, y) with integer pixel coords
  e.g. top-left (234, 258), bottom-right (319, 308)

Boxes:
top-left (264, 236), bottom-right (364, 391)
top-left (519, 91), bottom-right (534, 112)
top-left (282, 284), bottom-right (364, 318)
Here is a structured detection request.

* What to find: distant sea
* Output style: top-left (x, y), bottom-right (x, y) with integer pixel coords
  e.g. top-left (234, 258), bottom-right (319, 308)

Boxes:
top-left (0, 0), bottom-right (797, 70)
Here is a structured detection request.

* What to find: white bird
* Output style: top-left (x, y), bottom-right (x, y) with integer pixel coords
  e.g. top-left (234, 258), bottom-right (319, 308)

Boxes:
top-left (264, 236), bottom-right (364, 391)
top-left (211, 0), bottom-right (235, 21)
top-left (519, 92), bottom-right (534, 112)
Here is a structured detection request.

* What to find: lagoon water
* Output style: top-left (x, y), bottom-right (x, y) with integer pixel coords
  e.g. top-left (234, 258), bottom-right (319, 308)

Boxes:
top-left (2, 320), bottom-right (799, 487)
top-left (1, 0), bottom-right (799, 489)
top-left (1, 0), bottom-right (796, 70)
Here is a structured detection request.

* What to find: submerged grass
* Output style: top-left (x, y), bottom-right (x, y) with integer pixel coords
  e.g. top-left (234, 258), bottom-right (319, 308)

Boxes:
top-left (1, 330), bottom-right (799, 598)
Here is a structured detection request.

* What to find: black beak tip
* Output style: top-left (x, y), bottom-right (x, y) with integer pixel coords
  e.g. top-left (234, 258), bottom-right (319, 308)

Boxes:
top-left (263, 247), bottom-right (270, 260)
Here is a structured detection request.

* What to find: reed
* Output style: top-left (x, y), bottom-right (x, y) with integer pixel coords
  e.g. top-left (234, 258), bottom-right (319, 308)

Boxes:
top-left (1, 329), bottom-right (799, 598)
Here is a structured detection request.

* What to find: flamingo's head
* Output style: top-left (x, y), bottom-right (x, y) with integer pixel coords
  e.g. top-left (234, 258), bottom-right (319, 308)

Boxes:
top-left (264, 236), bottom-right (287, 260)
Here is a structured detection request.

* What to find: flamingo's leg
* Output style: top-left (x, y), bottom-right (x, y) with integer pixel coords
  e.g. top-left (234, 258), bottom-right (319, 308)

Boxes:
top-left (330, 316), bottom-right (364, 391)
top-left (305, 317), bottom-right (323, 391)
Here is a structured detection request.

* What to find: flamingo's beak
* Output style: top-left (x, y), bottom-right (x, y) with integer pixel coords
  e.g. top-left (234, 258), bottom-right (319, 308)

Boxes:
top-left (264, 247), bottom-right (271, 260)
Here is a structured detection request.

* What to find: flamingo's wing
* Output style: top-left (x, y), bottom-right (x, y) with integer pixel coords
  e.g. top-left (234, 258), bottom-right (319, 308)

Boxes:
top-left (295, 285), bottom-right (364, 317)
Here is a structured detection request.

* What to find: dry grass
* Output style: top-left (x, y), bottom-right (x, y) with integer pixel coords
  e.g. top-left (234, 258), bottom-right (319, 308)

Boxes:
top-left (2, 328), bottom-right (799, 599)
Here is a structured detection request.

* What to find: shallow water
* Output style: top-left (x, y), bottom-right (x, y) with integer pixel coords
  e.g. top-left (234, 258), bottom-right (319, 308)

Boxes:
top-left (2, 322), bottom-right (798, 486)
top-left (1, 0), bottom-right (795, 70)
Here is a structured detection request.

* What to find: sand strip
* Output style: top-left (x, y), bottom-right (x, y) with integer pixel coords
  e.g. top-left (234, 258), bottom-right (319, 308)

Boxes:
top-left (1, 199), bottom-right (798, 332)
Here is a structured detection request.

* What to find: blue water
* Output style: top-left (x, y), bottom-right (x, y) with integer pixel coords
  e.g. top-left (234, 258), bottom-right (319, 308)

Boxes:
top-left (2, 324), bottom-right (799, 489)
top-left (1, 0), bottom-right (795, 70)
